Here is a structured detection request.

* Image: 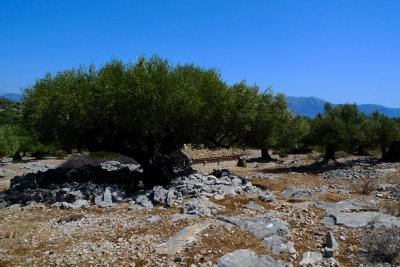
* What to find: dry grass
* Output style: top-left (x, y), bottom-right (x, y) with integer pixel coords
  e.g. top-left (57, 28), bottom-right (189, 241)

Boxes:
top-left (351, 178), bottom-right (378, 195)
top-left (306, 153), bottom-right (323, 161)
top-left (361, 227), bottom-right (400, 263)
top-left (382, 200), bottom-right (400, 217)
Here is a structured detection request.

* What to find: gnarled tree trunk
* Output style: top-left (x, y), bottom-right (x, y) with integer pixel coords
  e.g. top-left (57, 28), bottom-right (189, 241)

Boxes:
top-left (261, 149), bottom-right (273, 161)
top-left (382, 141), bottom-right (400, 162)
top-left (323, 144), bottom-right (337, 163)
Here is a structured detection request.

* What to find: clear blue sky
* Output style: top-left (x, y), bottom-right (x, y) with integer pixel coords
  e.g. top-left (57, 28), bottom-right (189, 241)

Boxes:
top-left (1, 0), bottom-right (399, 107)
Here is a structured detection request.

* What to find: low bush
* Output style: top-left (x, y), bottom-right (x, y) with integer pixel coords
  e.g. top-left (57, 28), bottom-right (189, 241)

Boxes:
top-left (87, 151), bottom-right (119, 158)
top-left (351, 178), bottom-right (377, 195)
top-left (361, 226), bottom-right (400, 263)
top-left (237, 158), bottom-right (247, 167)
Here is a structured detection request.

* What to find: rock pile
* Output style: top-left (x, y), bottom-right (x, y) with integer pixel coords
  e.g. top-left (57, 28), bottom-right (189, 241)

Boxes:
top-left (0, 163), bottom-right (273, 213)
top-left (319, 169), bottom-right (382, 179)
top-left (0, 162), bottom-right (141, 209)
top-left (130, 169), bottom-right (274, 211)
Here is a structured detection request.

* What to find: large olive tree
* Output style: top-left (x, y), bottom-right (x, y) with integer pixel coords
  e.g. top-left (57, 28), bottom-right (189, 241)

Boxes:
top-left (311, 103), bottom-right (365, 162)
top-left (23, 56), bottom-right (302, 184)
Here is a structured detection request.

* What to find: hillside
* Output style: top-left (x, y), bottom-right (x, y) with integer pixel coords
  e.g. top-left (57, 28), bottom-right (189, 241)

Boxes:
top-left (287, 96), bottom-right (400, 118)
top-left (0, 97), bottom-right (21, 125)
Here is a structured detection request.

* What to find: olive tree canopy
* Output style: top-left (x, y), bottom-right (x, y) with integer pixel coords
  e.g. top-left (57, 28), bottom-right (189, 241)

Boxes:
top-left (23, 56), bottom-right (305, 185)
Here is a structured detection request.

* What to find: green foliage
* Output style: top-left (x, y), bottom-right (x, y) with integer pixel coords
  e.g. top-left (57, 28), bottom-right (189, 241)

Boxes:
top-left (237, 158), bottom-right (247, 167)
top-left (0, 126), bottom-right (19, 158)
top-left (368, 111), bottom-right (400, 156)
top-left (87, 151), bottom-right (120, 158)
top-left (244, 91), bottom-right (309, 157)
top-left (0, 97), bottom-right (21, 127)
top-left (310, 103), bottom-right (365, 161)
top-left (22, 56), bottom-right (308, 182)
top-left (56, 153), bottom-right (67, 160)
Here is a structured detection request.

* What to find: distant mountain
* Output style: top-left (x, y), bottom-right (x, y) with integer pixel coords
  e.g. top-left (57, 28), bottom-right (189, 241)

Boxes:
top-left (0, 93), bottom-right (22, 102)
top-left (286, 96), bottom-right (400, 118)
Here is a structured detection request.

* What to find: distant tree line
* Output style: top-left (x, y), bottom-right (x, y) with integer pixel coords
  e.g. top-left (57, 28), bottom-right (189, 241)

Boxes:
top-left (1, 56), bottom-right (400, 185)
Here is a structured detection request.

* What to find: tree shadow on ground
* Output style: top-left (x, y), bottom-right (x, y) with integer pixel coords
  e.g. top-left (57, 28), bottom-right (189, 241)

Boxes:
top-left (254, 156), bottom-right (381, 175)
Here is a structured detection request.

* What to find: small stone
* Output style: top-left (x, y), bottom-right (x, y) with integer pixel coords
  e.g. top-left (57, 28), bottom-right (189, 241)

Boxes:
top-left (244, 202), bottom-right (265, 211)
top-left (145, 215), bottom-right (161, 223)
top-left (214, 194), bottom-right (225, 200)
top-left (349, 245), bottom-right (357, 252)
top-left (324, 248), bottom-right (334, 258)
top-left (174, 257), bottom-right (183, 263)
top-left (299, 252), bottom-right (323, 265)
top-left (128, 204), bottom-right (144, 210)
top-left (325, 232), bottom-right (338, 249)
top-left (137, 252), bottom-right (144, 259)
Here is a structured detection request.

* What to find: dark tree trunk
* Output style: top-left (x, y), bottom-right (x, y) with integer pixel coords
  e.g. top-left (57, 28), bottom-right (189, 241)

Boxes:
top-left (85, 136), bottom-right (191, 187)
top-left (356, 146), bottom-right (369, 156)
top-left (323, 144), bottom-right (337, 163)
top-left (382, 141), bottom-right (400, 162)
top-left (381, 146), bottom-right (387, 158)
top-left (261, 149), bottom-right (273, 161)
top-left (12, 152), bottom-right (22, 162)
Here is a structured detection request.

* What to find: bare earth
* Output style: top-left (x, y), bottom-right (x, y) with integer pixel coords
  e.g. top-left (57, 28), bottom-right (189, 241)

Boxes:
top-left (0, 150), bottom-right (399, 266)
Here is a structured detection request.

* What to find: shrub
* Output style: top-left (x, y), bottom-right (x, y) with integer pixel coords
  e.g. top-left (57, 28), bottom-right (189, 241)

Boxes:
top-left (0, 126), bottom-right (19, 159)
top-left (352, 179), bottom-right (377, 195)
top-left (56, 153), bottom-right (67, 160)
top-left (237, 158), bottom-right (247, 167)
top-left (87, 151), bottom-right (119, 158)
top-left (361, 226), bottom-right (400, 263)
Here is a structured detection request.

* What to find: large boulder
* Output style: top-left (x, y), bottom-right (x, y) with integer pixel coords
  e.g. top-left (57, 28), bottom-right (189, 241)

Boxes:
top-left (216, 249), bottom-right (284, 267)
top-left (279, 186), bottom-right (313, 201)
top-left (217, 216), bottom-right (290, 239)
top-left (322, 211), bottom-right (400, 228)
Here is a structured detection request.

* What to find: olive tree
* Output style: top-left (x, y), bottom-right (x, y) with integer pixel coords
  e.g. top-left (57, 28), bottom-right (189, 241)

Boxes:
top-left (23, 56), bottom-right (303, 184)
top-left (368, 111), bottom-right (400, 158)
top-left (0, 126), bottom-right (19, 159)
top-left (311, 103), bottom-right (365, 162)
top-left (245, 92), bottom-right (309, 160)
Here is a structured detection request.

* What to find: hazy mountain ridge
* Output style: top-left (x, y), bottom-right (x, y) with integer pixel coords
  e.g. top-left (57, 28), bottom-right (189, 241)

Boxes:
top-left (0, 93), bottom-right (22, 102)
top-left (286, 96), bottom-right (400, 118)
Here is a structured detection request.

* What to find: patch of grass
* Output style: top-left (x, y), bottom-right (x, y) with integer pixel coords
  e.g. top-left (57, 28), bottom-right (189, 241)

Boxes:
top-left (351, 178), bottom-right (377, 195)
top-left (57, 214), bottom-right (84, 224)
top-left (306, 153), bottom-right (323, 161)
top-left (361, 226), bottom-right (400, 263)
top-left (383, 200), bottom-right (400, 217)
top-left (335, 150), bottom-right (350, 159)
top-left (56, 153), bottom-right (67, 160)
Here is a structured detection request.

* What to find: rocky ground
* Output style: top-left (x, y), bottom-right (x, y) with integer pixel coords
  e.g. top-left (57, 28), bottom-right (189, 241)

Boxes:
top-left (0, 151), bottom-right (400, 266)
